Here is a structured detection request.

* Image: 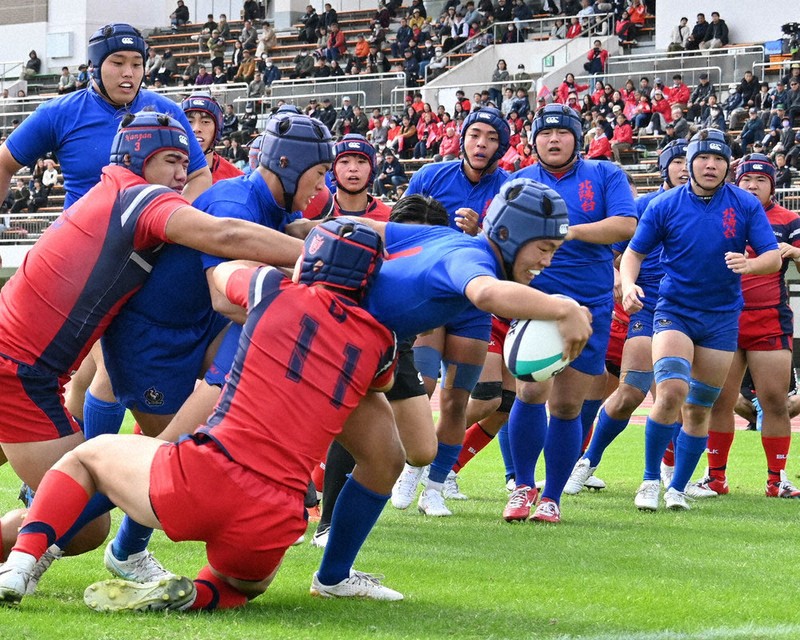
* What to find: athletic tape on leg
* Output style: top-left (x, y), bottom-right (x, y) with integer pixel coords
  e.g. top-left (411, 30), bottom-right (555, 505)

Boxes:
top-left (653, 357), bottom-right (691, 385)
top-left (440, 360), bottom-right (483, 391)
top-left (686, 378), bottom-right (721, 407)
top-left (621, 369), bottom-right (654, 395)
top-left (412, 345), bottom-right (441, 381)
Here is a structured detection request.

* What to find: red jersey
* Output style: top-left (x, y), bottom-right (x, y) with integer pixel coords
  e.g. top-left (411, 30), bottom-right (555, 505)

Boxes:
top-left (741, 201), bottom-right (800, 310)
top-left (210, 152), bottom-right (243, 183)
top-left (0, 165), bottom-right (186, 375)
top-left (332, 193), bottom-right (391, 222)
top-left (198, 267), bottom-right (397, 495)
top-left (303, 187), bottom-right (334, 220)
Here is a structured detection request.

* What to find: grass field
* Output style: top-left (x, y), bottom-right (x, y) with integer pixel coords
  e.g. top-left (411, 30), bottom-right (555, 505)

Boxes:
top-left (1, 413), bottom-right (800, 640)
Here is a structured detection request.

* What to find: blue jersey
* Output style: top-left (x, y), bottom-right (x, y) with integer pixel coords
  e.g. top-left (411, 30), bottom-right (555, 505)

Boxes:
top-left (405, 160), bottom-right (509, 230)
top-left (5, 85), bottom-right (207, 209)
top-left (364, 223), bottom-right (502, 341)
top-left (513, 158), bottom-right (637, 306)
top-left (629, 183), bottom-right (779, 312)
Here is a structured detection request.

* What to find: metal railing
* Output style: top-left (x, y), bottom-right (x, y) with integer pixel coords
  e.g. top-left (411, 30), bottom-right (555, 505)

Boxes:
top-left (269, 73), bottom-right (406, 112)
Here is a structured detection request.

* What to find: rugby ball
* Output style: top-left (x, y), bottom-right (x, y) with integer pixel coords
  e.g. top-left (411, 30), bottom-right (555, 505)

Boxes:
top-left (504, 317), bottom-right (572, 382)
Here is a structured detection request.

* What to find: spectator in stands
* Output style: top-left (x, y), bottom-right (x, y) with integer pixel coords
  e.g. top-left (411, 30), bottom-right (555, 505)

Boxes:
top-left (786, 79), bottom-right (800, 125)
top-left (587, 121), bottom-right (611, 160)
top-left (392, 18), bottom-right (414, 57)
top-left (550, 18), bottom-right (567, 40)
top-left (737, 70), bottom-right (760, 110)
top-left (658, 122), bottom-right (680, 149)
top-left (611, 113), bottom-right (633, 163)
top-left (686, 72), bottom-right (715, 122)
top-left (212, 65), bottom-right (227, 84)
top-left (373, 148), bottom-right (407, 197)
top-left (240, 19), bottom-right (258, 51)
top-left (248, 70), bottom-right (266, 98)
top-left (767, 104), bottom-right (788, 132)
top-left (170, 0), bottom-right (189, 32)
top-left (556, 73), bottom-right (588, 104)
top-left (755, 82), bottom-right (773, 113)
top-left (566, 16), bottom-right (582, 38)
top-left (226, 41), bottom-right (244, 80)
top-left (208, 29), bottom-right (227, 70)
top-left (234, 49), bottom-right (257, 83)
top-left (242, 0), bottom-right (260, 22)
top-left (240, 103), bottom-right (258, 137)
top-left (510, 87), bottom-right (531, 118)
top-left (194, 14), bottom-right (217, 53)
top-left (488, 59), bottom-right (511, 107)
top-left (157, 50), bottom-right (179, 86)
top-left (57, 66), bottom-right (77, 94)
top-left (403, 49), bottom-right (420, 87)
top-left (321, 3), bottom-right (338, 30)
top-left (256, 23), bottom-right (278, 59)
top-left (630, 94), bottom-right (651, 133)
top-left (684, 13), bottom-right (708, 51)
top-left (9, 178), bottom-right (29, 213)
top-left (615, 11), bottom-right (636, 45)
top-left (217, 13), bottom-right (231, 41)
top-left (781, 64), bottom-right (800, 91)
top-left (299, 5), bottom-right (319, 43)
top-left (722, 83), bottom-right (744, 121)
top-left (181, 56), bottom-right (202, 86)
top-left (397, 114), bottom-right (418, 158)
top-left (409, 7), bottom-right (426, 33)
top-left (699, 11), bottom-right (728, 50)
top-left (511, 63), bottom-right (531, 93)
top-left (444, 13), bottom-right (469, 52)
top-left (350, 105), bottom-right (369, 136)
top-left (648, 89), bottom-right (671, 135)
top-left (325, 23), bottom-right (348, 61)
top-left (665, 73), bottom-right (690, 111)
top-left (584, 40), bottom-right (608, 81)
top-left (222, 103), bottom-right (239, 138)
top-left (501, 87), bottom-right (516, 115)
top-left (775, 153), bottom-right (793, 189)
top-left (27, 178), bottom-right (47, 213)
top-left (145, 49), bottom-right (163, 86)
top-left (628, 0), bottom-right (646, 34)
top-left (20, 50), bottom-right (41, 81)
top-left (337, 96), bottom-right (355, 125)
top-left (737, 108), bottom-right (765, 150)
top-left (290, 50), bottom-right (315, 79)
top-left (75, 64), bottom-right (90, 90)
top-left (313, 56), bottom-right (331, 78)
top-left (703, 103), bottom-right (727, 132)
top-left (262, 57), bottom-right (281, 87)
top-left (435, 123), bottom-right (460, 161)
top-left (41, 159), bottom-right (59, 195)
top-left (668, 16), bottom-right (690, 52)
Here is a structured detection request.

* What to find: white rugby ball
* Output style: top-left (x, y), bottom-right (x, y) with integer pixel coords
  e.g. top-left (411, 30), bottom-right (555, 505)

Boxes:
top-left (504, 317), bottom-right (572, 382)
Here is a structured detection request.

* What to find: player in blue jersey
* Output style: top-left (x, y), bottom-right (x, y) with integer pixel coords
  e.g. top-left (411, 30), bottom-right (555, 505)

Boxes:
top-left (0, 24), bottom-right (211, 448)
top-left (621, 129), bottom-right (782, 511)
top-left (502, 103), bottom-right (638, 524)
top-left (391, 108), bottom-right (513, 516)
top-left (564, 140), bottom-right (688, 494)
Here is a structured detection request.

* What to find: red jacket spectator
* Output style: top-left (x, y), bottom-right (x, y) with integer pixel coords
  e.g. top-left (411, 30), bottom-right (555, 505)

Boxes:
top-left (612, 121), bottom-right (633, 144)
top-left (629, 0), bottom-right (647, 26)
top-left (438, 127), bottom-right (460, 157)
top-left (566, 18), bottom-right (582, 39)
top-left (665, 79), bottom-right (690, 107)
top-left (587, 132), bottom-right (612, 159)
top-left (327, 27), bottom-right (347, 57)
top-left (556, 74), bottom-right (589, 104)
top-left (651, 92), bottom-right (673, 123)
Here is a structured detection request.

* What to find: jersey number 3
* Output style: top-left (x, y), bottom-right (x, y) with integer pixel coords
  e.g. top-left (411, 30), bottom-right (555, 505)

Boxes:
top-left (287, 314), bottom-right (362, 409)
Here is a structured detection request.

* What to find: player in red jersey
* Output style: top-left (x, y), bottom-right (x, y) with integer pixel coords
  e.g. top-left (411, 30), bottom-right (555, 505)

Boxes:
top-left (0, 219), bottom-right (396, 611)
top-left (330, 134), bottom-right (391, 221)
top-left (0, 111), bottom-right (303, 562)
top-left (688, 154), bottom-right (800, 498)
top-left (181, 92), bottom-right (243, 183)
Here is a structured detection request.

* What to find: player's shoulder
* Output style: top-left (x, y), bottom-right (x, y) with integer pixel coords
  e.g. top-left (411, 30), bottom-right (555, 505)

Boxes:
top-left (767, 201), bottom-right (800, 224)
top-left (725, 183), bottom-right (762, 211)
top-left (579, 157), bottom-right (627, 182)
top-left (414, 159), bottom-right (460, 181)
top-left (196, 173), bottom-right (252, 207)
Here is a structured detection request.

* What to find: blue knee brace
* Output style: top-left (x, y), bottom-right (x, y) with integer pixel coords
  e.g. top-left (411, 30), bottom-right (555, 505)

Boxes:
top-left (686, 379), bottom-right (721, 407)
top-left (621, 369), bottom-right (654, 395)
top-left (440, 360), bottom-right (484, 392)
top-left (653, 357), bottom-right (691, 385)
top-left (412, 345), bottom-right (441, 381)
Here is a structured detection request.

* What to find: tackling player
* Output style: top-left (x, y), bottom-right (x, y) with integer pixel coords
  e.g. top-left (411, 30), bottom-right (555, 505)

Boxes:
top-left (0, 220), bottom-right (397, 611)
top-left (622, 130), bottom-right (782, 511)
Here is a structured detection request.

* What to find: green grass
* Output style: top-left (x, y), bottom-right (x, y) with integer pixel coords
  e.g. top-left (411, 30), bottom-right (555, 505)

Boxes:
top-left (2, 417), bottom-right (800, 639)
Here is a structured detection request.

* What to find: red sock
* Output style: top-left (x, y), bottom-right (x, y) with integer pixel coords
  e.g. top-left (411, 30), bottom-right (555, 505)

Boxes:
top-left (706, 430), bottom-right (735, 478)
top-left (311, 461), bottom-right (325, 495)
top-left (582, 424), bottom-right (595, 454)
top-left (14, 470), bottom-right (89, 559)
top-left (453, 423), bottom-right (493, 473)
top-left (762, 435), bottom-right (791, 482)
top-left (662, 441), bottom-right (675, 467)
top-left (191, 565), bottom-right (249, 610)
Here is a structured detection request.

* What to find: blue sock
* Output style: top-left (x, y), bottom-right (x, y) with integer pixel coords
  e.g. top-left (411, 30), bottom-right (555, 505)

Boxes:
top-left (584, 408), bottom-right (630, 467)
top-left (83, 390), bottom-right (126, 439)
top-left (427, 442), bottom-right (462, 484)
top-left (497, 422), bottom-right (514, 481)
top-left (672, 423), bottom-right (682, 449)
top-left (643, 418), bottom-right (678, 481)
top-left (542, 415), bottom-right (581, 504)
top-left (111, 516), bottom-right (154, 560)
top-left (55, 492), bottom-right (115, 548)
top-left (317, 476), bottom-right (390, 586)
top-left (508, 400), bottom-right (547, 488)
top-left (670, 429), bottom-right (708, 492)
top-left (580, 399), bottom-right (603, 448)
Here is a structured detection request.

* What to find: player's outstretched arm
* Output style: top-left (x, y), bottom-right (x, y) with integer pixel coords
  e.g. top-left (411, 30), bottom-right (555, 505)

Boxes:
top-left (0, 146), bottom-right (25, 208)
top-left (181, 166), bottom-right (213, 204)
top-left (465, 276), bottom-right (592, 362)
top-left (565, 215), bottom-right (637, 245)
top-left (165, 205), bottom-right (304, 267)
top-left (619, 247), bottom-right (646, 314)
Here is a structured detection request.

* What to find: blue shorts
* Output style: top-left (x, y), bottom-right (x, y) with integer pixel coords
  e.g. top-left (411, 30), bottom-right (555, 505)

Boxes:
top-left (627, 306), bottom-right (654, 340)
top-left (204, 323), bottom-right (243, 387)
top-left (570, 297), bottom-right (613, 377)
top-left (653, 301), bottom-right (740, 352)
top-left (103, 310), bottom-right (230, 415)
top-left (444, 305), bottom-right (492, 342)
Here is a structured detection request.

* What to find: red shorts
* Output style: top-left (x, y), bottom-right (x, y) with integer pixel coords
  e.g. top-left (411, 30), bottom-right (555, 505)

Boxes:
top-left (150, 436), bottom-right (307, 582)
top-left (488, 316), bottom-right (511, 356)
top-left (605, 316), bottom-right (628, 371)
top-left (0, 355), bottom-right (81, 443)
top-left (738, 307), bottom-right (793, 352)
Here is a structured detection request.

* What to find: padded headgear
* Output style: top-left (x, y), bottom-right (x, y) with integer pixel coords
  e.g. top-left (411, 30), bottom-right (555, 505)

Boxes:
top-left (460, 107), bottom-right (511, 166)
top-left (109, 111), bottom-right (190, 178)
top-left (333, 133), bottom-right (377, 187)
top-left (658, 139), bottom-right (687, 183)
top-left (87, 23), bottom-right (147, 102)
top-left (247, 134), bottom-right (265, 171)
top-left (299, 217), bottom-right (384, 300)
top-left (531, 103), bottom-right (583, 168)
top-left (181, 93), bottom-right (224, 145)
top-left (482, 177), bottom-right (569, 278)
top-left (735, 152), bottom-right (776, 193)
top-left (259, 105), bottom-right (333, 211)
top-left (686, 128), bottom-right (731, 182)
